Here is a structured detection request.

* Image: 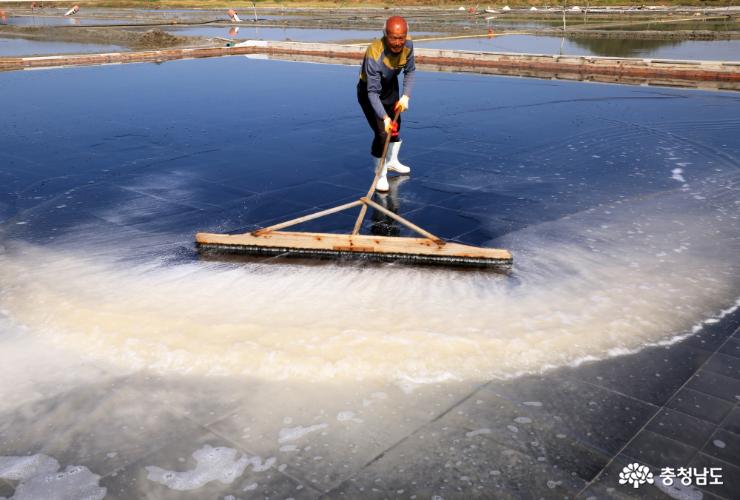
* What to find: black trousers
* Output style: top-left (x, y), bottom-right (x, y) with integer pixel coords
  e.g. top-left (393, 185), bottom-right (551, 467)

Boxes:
top-left (357, 80), bottom-right (401, 158)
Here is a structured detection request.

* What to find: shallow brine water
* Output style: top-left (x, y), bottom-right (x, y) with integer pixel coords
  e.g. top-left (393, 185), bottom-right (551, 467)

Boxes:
top-left (163, 26), bottom-right (387, 42)
top-left (0, 38), bottom-right (125, 56)
top-left (1, 55), bottom-right (738, 383)
top-left (0, 56), bottom-right (738, 498)
top-left (2, 15), bottom-right (156, 27)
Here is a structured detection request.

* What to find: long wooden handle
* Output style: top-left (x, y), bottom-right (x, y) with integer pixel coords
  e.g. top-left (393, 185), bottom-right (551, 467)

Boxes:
top-left (253, 200), bottom-right (363, 236)
top-left (352, 111), bottom-right (400, 235)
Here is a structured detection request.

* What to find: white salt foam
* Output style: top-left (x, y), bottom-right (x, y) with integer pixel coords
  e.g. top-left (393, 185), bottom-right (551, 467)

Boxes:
top-left (145, 445), bottom-right (269, 491)
top-left (0, 454), bottom-right (105, 500)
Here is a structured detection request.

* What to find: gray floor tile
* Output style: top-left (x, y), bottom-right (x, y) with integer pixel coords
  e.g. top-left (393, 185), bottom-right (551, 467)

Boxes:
top-left (400, 205), bottom-right (486, 239)
top-left (0, 348), bottom-right (114, 415)
top-left (646, 408), bottom-right (717, 450)
top-left (703, 353), bottom-right (740, 381)
top-left (686, 369), bottom-right (740, 403)
top-left (441, 190), bottom-right (542, 223)
top-left (568, 344), bottom-right (712, 407)
top-left (688, 452), bottom-right (740, 500)
top-left (320, 171), bottom-right (371, 192)
top-left (325, 422), bottom-right (586, 500)
top-left (0, 377), bottom-right (205, 477)
top-left (120, 373), bottom-right (261, 428)
top-left (475, 375), bottom-right (658, 462)
top-left (231, 192), bottom-right (316, 228)
top-left (100, 427), bottom-right (320, 500)
top-left (427, 383), bottom-right (614, 482)
top-left (221, 162), bottom-right (323, 193)
top-left (666, 388), bottom-right (734, 425)
top-left (265, 181), bottom-right (358, 210)
top-left (579, 454), bottom-right (705, 500)
top-left (702, 429), bottom-right (740, 469)
top-left (452, 221), bottom-right (515, 246)
top-left (718, 338), bottom-right (740, 359)
top-left (622, 430), bottom-right (698, 469)
top-left (681, 311), bottom-right (740, 352)
top-left (121, 177), bottom-right (256, 212)
top-left (395, 179), bottom-right (468, 207)
top-left (206, 380), bottom-right (485, 493)
top-left (682, 328), bottom-right (733, 353)
top-left (412, 165), bottom-right (501, 192)
top-left (720, 407), bottom-right (740, 436)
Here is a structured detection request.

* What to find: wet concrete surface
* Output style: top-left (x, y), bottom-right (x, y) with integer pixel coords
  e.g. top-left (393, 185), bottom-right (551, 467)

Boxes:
top-left (0, 56), bottom-right (739, 499)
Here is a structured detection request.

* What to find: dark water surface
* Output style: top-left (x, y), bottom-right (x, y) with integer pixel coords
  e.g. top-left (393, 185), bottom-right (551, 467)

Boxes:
top-left (0, 57), bottom-right (739, 248)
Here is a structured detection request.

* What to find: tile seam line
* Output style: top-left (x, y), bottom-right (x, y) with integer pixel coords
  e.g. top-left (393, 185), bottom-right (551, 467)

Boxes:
top-left (97, 407), bottom-right (216, 482)
top-left (575, 330), bottom-right (740, 498)
top-left (563, 372), bottom-right (671, 410)
top-left (682, 452), bottom-right (736, 500)
top-left (650, 405), bottom-right (740, 442)
top-left (321, 379), bottom-right (495, 496)
top-left (693, 451), bottom-right (740, 474)
top-left (618, 428), bottom-right (709, 467)
top-left (688, 358), bottom-right (740, 468)
top-left (198, 421), bottom-right (325, 497)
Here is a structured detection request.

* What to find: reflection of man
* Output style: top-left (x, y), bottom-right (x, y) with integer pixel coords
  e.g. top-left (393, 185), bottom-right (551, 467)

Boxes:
top-left (371, 178), bottom-right (408, 237)
top-left (357, 16), bottom-right (415, 192)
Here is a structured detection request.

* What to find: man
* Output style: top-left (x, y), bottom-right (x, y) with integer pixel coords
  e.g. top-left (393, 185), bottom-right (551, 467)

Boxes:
top-left (357, 16), bottom-right (415, 192)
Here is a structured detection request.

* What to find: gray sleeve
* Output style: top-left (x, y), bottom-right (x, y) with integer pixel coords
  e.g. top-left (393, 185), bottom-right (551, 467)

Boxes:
top-left (365, 56), bottom-right (388, 119)
top-left (402, 44), bottom-right (416, 97)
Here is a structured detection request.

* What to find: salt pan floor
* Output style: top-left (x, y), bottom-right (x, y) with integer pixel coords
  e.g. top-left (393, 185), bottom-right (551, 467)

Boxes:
top-left (0, 57), bottom-right (739, 499)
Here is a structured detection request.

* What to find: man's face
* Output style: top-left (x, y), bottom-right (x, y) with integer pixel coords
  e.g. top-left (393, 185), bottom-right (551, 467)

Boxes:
top-left (385, 23), bottom-right (407, 54)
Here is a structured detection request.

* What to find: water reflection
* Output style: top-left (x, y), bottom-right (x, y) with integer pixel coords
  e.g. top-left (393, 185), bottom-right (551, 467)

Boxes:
top-left (370, 177), bottom-right (409, 237)
top-left (415, 34), bottom-right (740, 60)
top-left (603, 19), bottom-right (740, 32)
top-left (0, 38), bottom-right (125, 56)
top-left (568, 37), bottom-right (685, 58)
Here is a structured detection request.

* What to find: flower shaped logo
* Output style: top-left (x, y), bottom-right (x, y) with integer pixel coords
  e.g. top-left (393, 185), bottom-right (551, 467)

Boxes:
top-left (619, 462), bottom-right (654, 488)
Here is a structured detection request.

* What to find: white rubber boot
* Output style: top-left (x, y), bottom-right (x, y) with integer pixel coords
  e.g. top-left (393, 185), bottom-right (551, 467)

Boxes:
top-left (385, 141), bottom-right (411, 174)
top-left (374, 156), bottom-right (389, 192)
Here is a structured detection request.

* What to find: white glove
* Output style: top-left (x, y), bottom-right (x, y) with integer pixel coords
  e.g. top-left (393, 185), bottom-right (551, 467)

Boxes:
top-left (383, 116), bottom-right (393, 134)
top-left (394, 95), bottom-right (410, 113)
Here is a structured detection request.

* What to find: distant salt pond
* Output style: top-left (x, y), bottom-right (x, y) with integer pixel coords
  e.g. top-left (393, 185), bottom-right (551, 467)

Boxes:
top-left (164, 25), bottom-right (385, 42)
top-left (415, 33), bottom-right (740, 60)
top-left (0, 37), bottom-right (124, 56)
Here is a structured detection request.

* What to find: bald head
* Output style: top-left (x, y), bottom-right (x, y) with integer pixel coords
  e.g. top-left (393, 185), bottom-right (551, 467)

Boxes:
top-left (385, 16), bottom-right (408, 34)
top-left (384, 16), bottom-right (408, 54)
